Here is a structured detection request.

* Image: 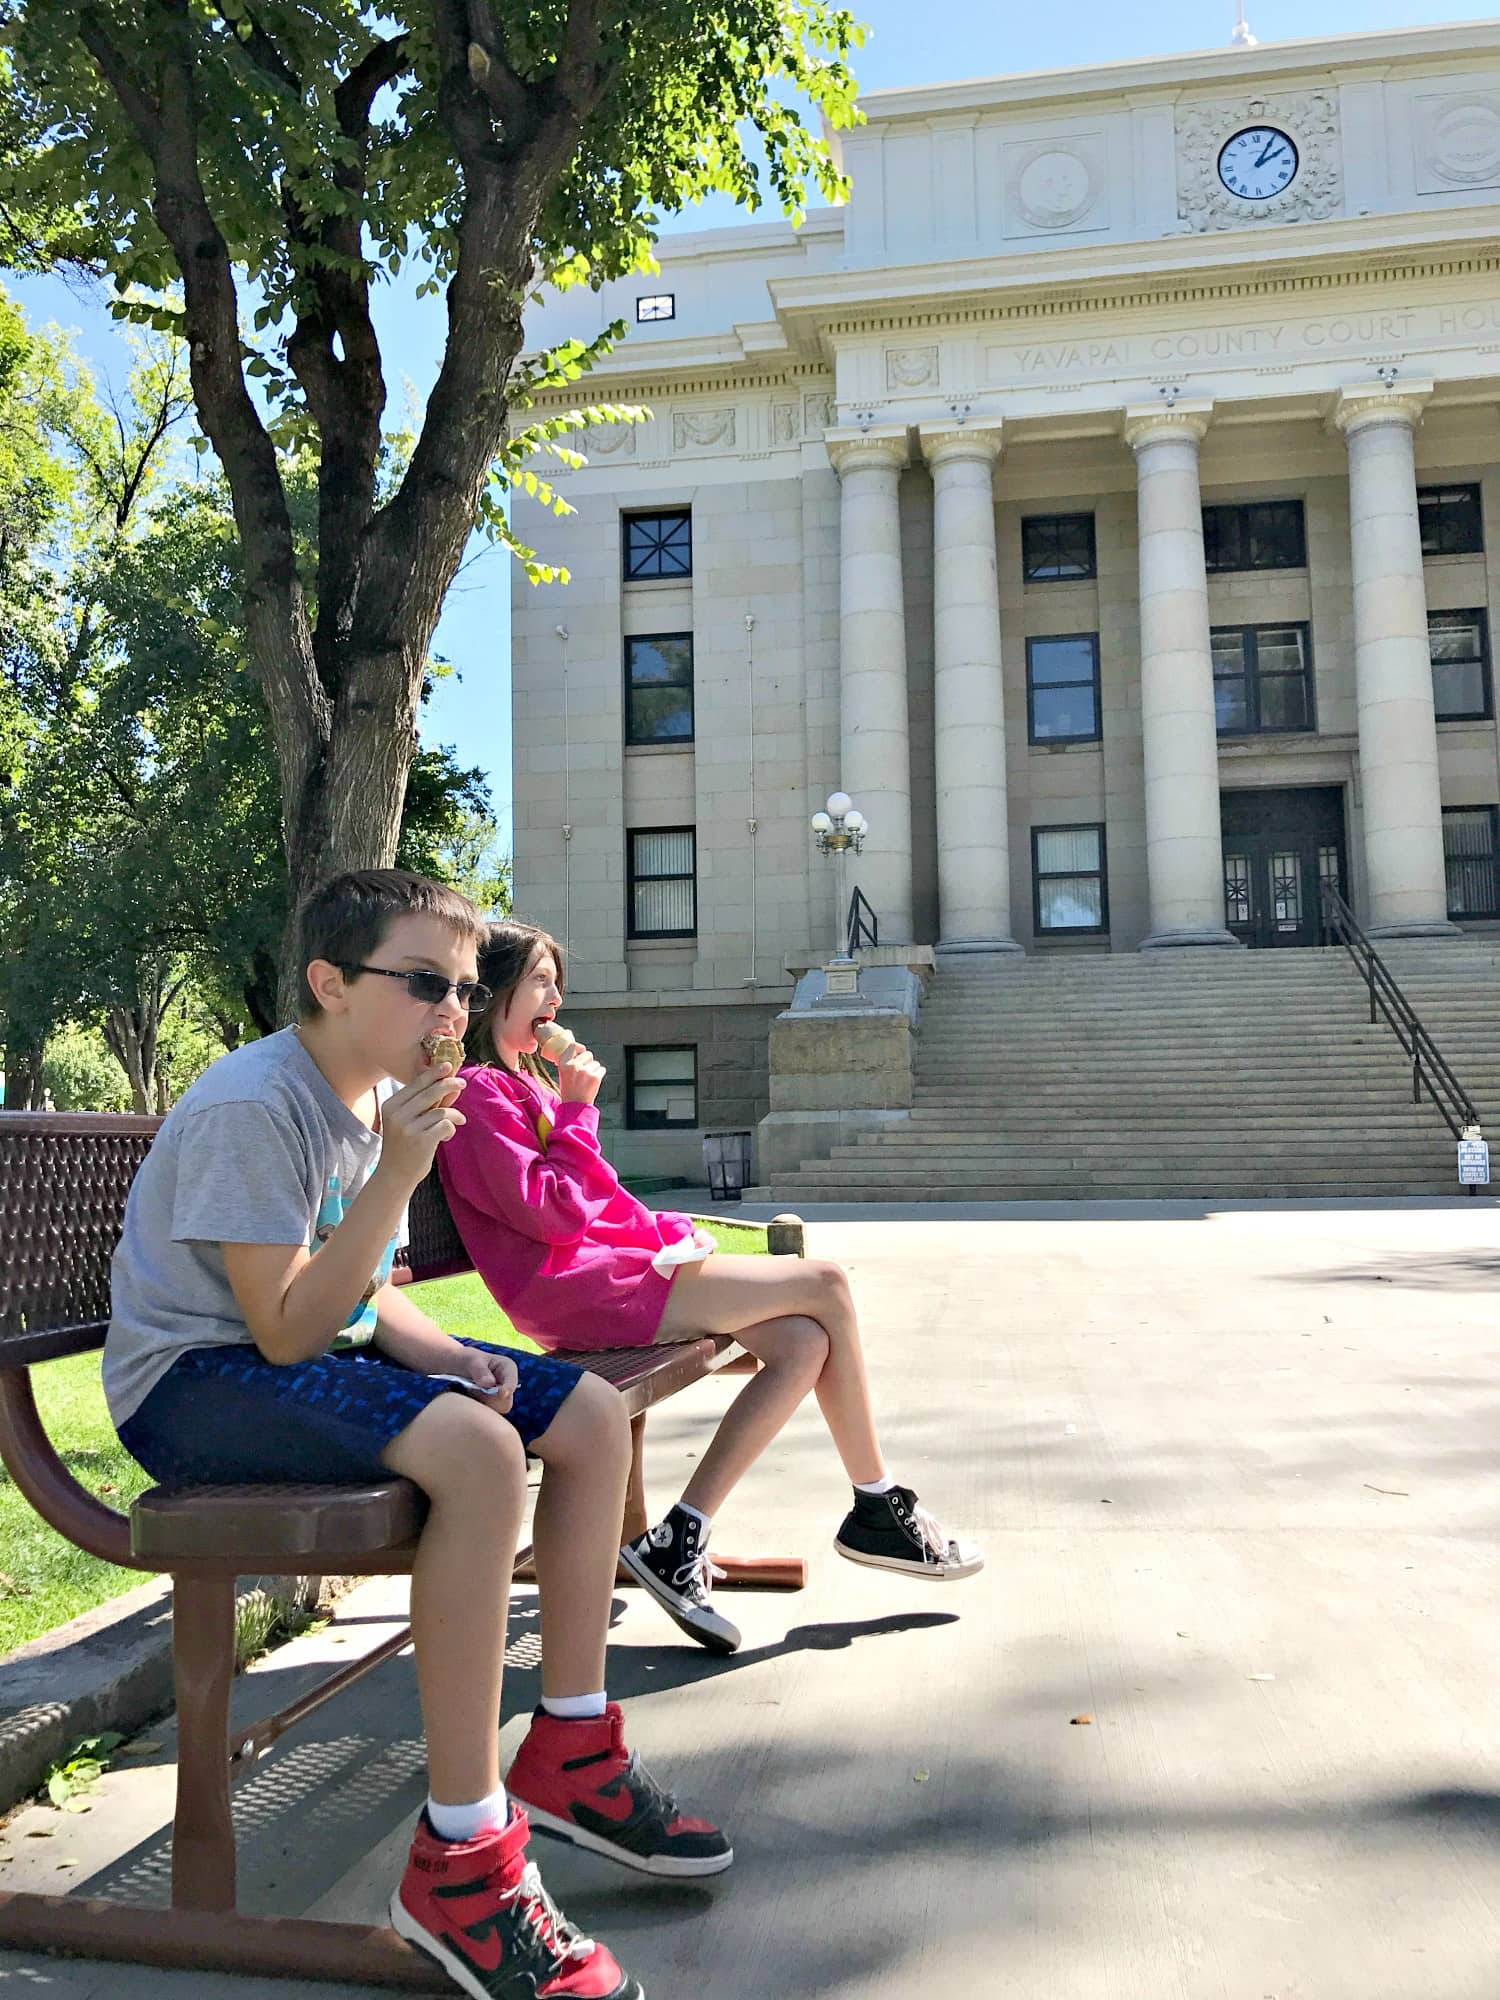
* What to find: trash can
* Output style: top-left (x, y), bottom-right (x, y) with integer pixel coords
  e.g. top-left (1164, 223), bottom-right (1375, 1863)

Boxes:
top-left (702, 1131), bottom-right (752, 1202)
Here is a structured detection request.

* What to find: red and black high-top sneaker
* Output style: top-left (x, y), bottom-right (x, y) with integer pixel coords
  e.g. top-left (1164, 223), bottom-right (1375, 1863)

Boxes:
top-left (505, 1704), bottom-right (732, 1879)
top-left (391, 1805), bottom-right (642, 2000)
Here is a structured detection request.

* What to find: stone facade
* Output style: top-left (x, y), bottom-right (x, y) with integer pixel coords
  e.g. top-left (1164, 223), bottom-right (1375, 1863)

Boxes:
top-left (510, 24), bottom-right (1500, 1176)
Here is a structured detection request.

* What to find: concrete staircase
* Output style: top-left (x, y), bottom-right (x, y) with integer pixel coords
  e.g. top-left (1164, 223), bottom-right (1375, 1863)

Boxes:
top-left (758, 940), bottom-right (1500, 1201)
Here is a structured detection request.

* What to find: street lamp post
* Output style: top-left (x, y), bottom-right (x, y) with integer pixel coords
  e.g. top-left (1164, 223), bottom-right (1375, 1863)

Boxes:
top-left (810, 790), bottom-right (867, 968)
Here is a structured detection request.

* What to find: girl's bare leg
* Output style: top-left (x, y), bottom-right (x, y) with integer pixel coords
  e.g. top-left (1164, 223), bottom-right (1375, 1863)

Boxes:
top-left (382, 1393), bottom-right (528, 1805)
top-left (678, 1314), bottom-right (829, 1517)
top-left (526, 1373), bottom-right (633, 1696)
top-left (654, 1255), bottom-right (886, 1489)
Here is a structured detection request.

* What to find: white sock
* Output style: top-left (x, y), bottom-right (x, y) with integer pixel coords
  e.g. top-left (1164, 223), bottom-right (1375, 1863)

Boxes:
top-left (672, 1500), bottom-right (712, 1533)
top-left (427, 1784), bottom-right (507, 1842)
top-left (541, 1691), bottom-right (608, 1720)
top-left (854, 1474), bottom-right (896, 1496)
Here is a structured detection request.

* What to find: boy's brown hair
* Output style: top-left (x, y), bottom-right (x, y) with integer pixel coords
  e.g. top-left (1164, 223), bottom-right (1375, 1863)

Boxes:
top-left (465, 919), bottom-right (567, 1083)
top-left (296, 869), bottom-right (487, 1017)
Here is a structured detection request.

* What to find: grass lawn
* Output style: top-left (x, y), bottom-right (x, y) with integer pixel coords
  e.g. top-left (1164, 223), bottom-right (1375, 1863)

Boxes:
top-left (0, 1216), bottom-right (768, 1658)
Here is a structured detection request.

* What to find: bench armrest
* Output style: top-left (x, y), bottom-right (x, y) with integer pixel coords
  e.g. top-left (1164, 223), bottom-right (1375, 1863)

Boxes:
top-left (0, 1367), bottom-right (143, 1571)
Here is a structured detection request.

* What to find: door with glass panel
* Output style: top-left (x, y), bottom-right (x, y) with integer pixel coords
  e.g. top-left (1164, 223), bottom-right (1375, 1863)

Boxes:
top-left (1219, 786), bottom-right (1346, 948)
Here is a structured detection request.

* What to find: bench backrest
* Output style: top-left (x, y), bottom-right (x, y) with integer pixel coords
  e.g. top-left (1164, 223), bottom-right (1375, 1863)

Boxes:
top-left (0, 1113), bottom-right (162, 1365)
top-left (0, 1111), bottom-right (467, 1369)
top-left (393, 1169), bottom-right (473, 1284)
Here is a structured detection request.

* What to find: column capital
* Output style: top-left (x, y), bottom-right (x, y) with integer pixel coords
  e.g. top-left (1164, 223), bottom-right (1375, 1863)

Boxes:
top-left (826, 427), bottom-right (910, 478)
top-left (918, 421), bottom-right (1003, 470)
top-left (1122, 400), bottom-right (1214, 452)
top-left (1330, 381), bottom-right (1434, 439)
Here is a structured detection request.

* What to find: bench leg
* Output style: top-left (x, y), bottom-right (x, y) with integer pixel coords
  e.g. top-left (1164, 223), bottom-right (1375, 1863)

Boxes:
top-left (170, 1571), bottom-right (237, 1912)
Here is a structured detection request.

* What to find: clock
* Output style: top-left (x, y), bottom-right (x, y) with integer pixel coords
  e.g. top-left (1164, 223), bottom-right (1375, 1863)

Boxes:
top-left (1217, 126), bottom-right (1299, 201)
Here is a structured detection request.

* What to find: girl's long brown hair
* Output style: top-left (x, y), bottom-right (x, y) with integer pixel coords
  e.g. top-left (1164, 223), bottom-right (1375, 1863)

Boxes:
top-left (464, 919), bottom-right (567, 1084)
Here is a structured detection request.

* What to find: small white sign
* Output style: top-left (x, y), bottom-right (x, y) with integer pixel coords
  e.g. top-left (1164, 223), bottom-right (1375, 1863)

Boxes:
top-left (823, 963), bottom-right (859, 997)
top-left (1457, 1137), bottom-right (1490, 1186)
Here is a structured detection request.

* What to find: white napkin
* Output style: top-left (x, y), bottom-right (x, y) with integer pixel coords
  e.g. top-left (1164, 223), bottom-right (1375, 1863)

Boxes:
top-left (651, 1226), bottom-right (719, 1276)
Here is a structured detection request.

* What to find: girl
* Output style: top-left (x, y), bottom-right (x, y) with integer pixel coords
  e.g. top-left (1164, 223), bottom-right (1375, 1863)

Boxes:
top-left (437, 920), bottom-right (983, 1657)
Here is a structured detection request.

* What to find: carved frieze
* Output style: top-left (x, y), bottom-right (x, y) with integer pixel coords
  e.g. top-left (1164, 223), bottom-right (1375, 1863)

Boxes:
top-left (1175, 90), bottom-right (1341, 233)
top-left (885, 345), bottom-right (939, 390)
top-left (583, 422), bottom-right (636, 457)
top-left (771, 402), bottom-right (801, 444)
top-left (803, 390), bottom-right (833, 434)
top-left (1414, 91), bottom-right (1500, 194)
top-left (672, 408), bottom-right (737, 451)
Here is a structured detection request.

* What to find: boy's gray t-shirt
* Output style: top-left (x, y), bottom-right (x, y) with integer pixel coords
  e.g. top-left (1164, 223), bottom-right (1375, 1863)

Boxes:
top-left (104, 1028), bottom-right (401, 1427)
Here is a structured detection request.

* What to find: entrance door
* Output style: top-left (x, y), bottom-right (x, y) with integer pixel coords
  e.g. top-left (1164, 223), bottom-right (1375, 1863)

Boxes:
top-left (1220, 786), bottom-right (1348, 948)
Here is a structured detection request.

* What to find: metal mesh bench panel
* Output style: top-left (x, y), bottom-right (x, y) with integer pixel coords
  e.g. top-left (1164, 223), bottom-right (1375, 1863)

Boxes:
top-left (393, 1166), bottom-right (469, 1282)
top-left (0, 1114), bottom-right (161, 1363)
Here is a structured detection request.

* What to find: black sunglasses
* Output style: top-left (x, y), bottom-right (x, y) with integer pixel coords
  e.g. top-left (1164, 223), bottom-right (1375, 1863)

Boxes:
top-left (342, 963), bottom-right (493, 1011)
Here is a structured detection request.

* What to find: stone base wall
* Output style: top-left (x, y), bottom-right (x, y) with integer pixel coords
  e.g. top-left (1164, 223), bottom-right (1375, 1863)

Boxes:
top-left (551, 1001), bottom-right (781, 1181)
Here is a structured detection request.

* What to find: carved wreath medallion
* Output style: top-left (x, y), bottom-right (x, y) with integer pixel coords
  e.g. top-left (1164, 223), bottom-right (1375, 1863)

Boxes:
top-left (1175, 90), bottom-right (1341, 232)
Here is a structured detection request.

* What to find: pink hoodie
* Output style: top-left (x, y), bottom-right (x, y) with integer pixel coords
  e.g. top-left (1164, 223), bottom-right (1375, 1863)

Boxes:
top-left (436, 1063), bottom-right (698, 1351)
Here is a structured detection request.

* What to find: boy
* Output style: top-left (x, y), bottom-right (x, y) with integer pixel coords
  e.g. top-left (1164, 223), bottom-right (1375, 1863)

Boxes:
top-left (105, 870), bottom-right (729, 2000)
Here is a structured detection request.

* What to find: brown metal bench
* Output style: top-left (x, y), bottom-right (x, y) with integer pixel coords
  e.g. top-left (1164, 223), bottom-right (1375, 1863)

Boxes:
top-left (0, 1111), bottom-right (804, 1988)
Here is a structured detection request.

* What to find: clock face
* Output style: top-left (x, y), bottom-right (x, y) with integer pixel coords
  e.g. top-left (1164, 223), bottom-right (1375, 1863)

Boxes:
top-left (1217, 126), bottom-right (1299, 200)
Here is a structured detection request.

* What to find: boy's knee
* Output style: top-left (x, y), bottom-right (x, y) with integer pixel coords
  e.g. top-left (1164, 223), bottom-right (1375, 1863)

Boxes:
top-left (395, 1393), bottom-right (529, 1504)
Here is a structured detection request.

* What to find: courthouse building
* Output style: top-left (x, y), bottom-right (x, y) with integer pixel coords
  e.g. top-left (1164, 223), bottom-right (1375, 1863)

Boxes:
top-left (510, 21), bottom-right (1500, 1175)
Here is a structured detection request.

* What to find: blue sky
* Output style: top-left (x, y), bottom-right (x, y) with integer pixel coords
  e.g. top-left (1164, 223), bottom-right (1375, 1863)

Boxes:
top-left (14, 2), bottom-right (1495, 845)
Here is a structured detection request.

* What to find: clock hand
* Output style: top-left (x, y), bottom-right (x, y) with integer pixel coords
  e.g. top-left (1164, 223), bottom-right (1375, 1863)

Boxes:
top-left (1254, 139), bottom-right (1284, 168)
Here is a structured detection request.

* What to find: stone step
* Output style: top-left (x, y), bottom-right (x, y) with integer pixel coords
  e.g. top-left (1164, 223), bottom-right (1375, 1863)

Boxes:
top-left (761, 1176), bottom-right (1470, 1198)
top-left (767, 946), bottom-right (1499, 1198)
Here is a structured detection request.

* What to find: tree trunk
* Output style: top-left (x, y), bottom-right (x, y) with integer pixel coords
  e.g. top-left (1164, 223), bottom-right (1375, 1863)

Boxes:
top-left (104, 1008), bottom-right (154, 1116)
top-left (272, 644), bottom-right (423, 1023)
top-left (3, 1039), bottom-right (46, 1110)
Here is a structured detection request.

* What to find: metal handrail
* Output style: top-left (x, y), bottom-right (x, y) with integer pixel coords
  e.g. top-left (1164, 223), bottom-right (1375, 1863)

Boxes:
top-left (1319, 881), bottom-right (1480, 1141)
top-left (846, 886), bottom-right (879, 957)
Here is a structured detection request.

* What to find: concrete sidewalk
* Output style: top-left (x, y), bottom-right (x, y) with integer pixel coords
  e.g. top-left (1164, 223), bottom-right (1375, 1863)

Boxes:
top-left (2, 1200), bottom-right (1497, 1998)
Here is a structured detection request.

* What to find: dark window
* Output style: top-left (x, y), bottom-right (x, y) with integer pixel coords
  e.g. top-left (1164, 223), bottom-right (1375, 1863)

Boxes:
top-left (624, 510), bottom-right (691, 581)
top-left (1033, 824), bottom-right (1108, 934)
top-left (1202, 500), bottom-right (1306, 573)
top-left (1444, 807), bottom-right (1500, 917)
top-left (1027, 633), bottom-right (1101, 744)
top-left (1022, 513), bottom-right (1096, 583)
top-left (626, 1046), bottom-right (697, 1128)
top-left (1212, 623), bottom-right (1315, 735)
top-left (1419, 484), bottom-right (1483, 557)
top-left (1429, 610), bottom-right (1493, 721)
top-left (635, 293), bottom-right (675, 323)
top-left (628, 828), bottom-right (696, 938)
top-left (625, 633), bottom-right (694, 744)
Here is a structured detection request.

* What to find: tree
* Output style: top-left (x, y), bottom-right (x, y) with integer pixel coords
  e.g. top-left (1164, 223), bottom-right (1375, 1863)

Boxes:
top-left (3, 467), bottom-right (497, 1107)
top-left (3, 1), bottom-right (858, 1010)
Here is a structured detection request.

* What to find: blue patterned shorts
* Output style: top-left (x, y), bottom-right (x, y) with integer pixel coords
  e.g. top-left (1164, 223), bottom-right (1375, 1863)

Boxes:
top-left (117, 1338), bottom-right (586, 1486)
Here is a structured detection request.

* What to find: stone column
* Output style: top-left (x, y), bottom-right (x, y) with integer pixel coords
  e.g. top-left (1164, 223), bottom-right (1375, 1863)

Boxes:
top-left (919, 422), bottom-right (1020, 953)
top-left (1332, 384), bottom-right (1454, 936)
top-left (1123, 402), bottom-right (1237, 949)
top-left (827, 428), bottom-right (914, 942)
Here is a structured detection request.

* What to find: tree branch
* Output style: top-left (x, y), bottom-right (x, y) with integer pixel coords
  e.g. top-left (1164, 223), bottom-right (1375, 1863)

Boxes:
top-left (334, 30), bottom-right (411, 131)
top-left (457, 0), bottom-right (530, 141)
top-left (77, 1), bottom-right (330, 836)
top-left (281, 32), bottom-right (410, 689)
top-left (207, 2), bottom-right (302, 96)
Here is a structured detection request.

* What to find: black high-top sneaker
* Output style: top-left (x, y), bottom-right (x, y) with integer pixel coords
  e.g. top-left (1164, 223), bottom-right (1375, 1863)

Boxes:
top-left (619, 1504), bottom-right (742, 1654)
top-left (834, 1485), bottom-right (984, 1580)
